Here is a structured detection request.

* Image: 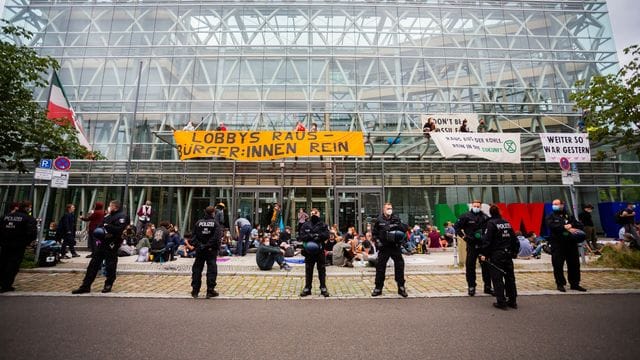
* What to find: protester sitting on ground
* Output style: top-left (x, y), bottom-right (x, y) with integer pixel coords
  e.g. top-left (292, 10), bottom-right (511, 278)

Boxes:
top-left (135, 227), bottom-right (152, 262)
top-left (361, 231), bottom-right (378, 266)
top-left (516, 231), bottom-right (533, 259)
top-left (408, 226), bottom-right (425, 254)
top-left (122, 225), bottom-right (137, 246)
top-left (45, 222), bottom-right (57, 242)
top-left (280, 226), bottom-right (292, 245)
top-left (177, 232), bottom-right (196, 258)
top-left (219, 231), bottom-right (233, 256)
top-left (428, 226), bottom-right (442, 249)
top-left (332, 236), bottom-right (354, 267)
top-left (439, 234), bottom-right (449, 248)
top-left (256, 235), bottom-right (292, 271)
top-left (526, 232), bottom-right (544, 259)
top-left (250, 225), bottom-right (261, 249)
top-left (350, 232), bottom-right (364, 261)
top-left (118, 238), bottom-right (136, 256)
top-left (444, 221), bottom-right (456, 246)
top-left (150, 221), bottom-right (171, 262)
top-left (324, 231), bottom-right (338, 265)
top-left (166, 224), bottom-right (180, 261)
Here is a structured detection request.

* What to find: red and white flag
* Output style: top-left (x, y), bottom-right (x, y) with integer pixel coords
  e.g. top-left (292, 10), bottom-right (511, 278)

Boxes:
top-left (46, 71), bottom-right (92, 151)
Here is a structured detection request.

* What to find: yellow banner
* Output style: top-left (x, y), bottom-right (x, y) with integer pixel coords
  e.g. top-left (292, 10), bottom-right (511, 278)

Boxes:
top-left (174, 131), bottom-right (365, 161)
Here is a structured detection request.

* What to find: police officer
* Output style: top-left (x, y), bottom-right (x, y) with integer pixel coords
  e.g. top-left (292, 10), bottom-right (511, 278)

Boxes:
top-left (454, 200), bottom-right (493, 296)
top-left (479, 205), bottom-right (519, 310)
top-left (190, 206), bottom-right (223, 298)
top-left (72, 200), bottom-right (129, 294)
top-left (546, 199), bottom-right (586, 292)
top-left (0, 201), bottom-right (36, 293)
top-left (371, 202), bottom-right (409, 297)
top-left (298, 207), bottom-right (330, 297)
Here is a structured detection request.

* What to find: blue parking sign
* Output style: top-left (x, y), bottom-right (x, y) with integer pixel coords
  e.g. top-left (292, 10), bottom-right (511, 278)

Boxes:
top-left (39, 159), bottom-right (52, 169)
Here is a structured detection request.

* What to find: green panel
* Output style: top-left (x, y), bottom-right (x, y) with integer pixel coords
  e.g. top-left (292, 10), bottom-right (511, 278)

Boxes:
top-left (454, 203), bottom-right (469, 217)
top-left (434, 204), bottom-right (456, 233)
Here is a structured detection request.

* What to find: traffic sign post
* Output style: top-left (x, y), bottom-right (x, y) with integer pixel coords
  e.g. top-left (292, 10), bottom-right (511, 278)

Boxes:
top-left (559, 157), bottom-right (578, 216)
top-left (53, 156), bottom-right (71, 171)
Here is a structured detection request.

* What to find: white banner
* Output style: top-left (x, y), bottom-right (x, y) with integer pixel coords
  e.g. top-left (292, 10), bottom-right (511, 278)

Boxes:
top-left (539, 133), bottom-right (591, 162)
top-left (431, 132), bottom-right (521, 163)
top-left (421, 113), bottom-right (479, 133)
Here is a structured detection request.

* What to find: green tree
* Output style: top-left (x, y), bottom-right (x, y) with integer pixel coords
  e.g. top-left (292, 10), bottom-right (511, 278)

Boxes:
top-left (0, 21), bottom-right (99, 173)
top-left (570, 45), bottom-right (640, 159)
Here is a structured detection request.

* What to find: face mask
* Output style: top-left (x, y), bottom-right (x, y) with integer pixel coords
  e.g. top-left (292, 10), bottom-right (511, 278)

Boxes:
top-left (471, 207), bottom-right (480, 214)
top-left (385, 209), bottom-right (393, 216)
top-left (552, 205), bottom-right (562, 212)
top-left (311, 215), bottom-right (319, 222)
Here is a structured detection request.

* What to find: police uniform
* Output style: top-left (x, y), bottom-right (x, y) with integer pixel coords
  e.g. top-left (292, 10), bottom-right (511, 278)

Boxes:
top-left (74, 207), bottom-right (129, 293)
top-left (372, 213), bottom-right (409, 295)
top-left (480, 215), bottom-right (519, 308)
top-left (298, 216), bottom-right (330, 296)
top-left (454, 209), bottom-right (492, 295)
top-left (546, 209), bottom-right (584, 291)
top-left (0, 208), bottom-right (36, 292)
top-left (191, 213), bottom-right (223, 298)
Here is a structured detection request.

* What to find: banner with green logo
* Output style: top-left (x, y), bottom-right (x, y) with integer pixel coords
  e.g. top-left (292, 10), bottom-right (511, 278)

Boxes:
top-left (430, 132), bottom-right (521, 163)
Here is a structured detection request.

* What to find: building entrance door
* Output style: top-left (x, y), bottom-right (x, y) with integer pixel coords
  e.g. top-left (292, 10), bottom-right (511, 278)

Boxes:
top-left (234, 188), bottom-right (282, 231)
top-left (334, 188), bottom-right (382, 234)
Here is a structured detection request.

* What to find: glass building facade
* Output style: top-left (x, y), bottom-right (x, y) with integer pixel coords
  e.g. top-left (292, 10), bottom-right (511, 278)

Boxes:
top-left (1, 0), bottom-right (637, 234)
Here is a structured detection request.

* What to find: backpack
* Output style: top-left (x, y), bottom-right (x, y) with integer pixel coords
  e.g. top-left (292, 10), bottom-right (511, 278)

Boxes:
top-left (615, 210), bottom-right (625, 225)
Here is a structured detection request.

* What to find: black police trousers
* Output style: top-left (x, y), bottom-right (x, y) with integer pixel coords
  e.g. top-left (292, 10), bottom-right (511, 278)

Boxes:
top-left (0, 246), bottom-right (27, 289)
top-left (488, 250), bottom-right (517, 305)
top-left (191, 248), bottom-right (217, 293)
top-left (80, 245), bottom-right (118, 290)
top-left (551, 243), bottom-right (580, 287)
top-left (374, 245), bottom-right (405, 290)
top-left (466, 243), bottom-right (492, 290)
top-left (304, 251), bottom-right (326, 289)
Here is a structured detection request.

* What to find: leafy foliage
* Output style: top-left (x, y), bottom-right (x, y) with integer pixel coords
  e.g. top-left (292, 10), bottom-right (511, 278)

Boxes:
top-left (0, 21), bottom-right (102, 173)
top-left (570, 45), bottom-right (640, 159)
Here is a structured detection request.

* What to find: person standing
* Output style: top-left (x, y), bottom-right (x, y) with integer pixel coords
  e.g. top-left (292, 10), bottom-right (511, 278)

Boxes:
top-left (80, 201), bottom-right (105, 258)
top-left (298, 208), bottom-right (330, 297)
top-left (297, 208), bottom-right (309, 234)
top-left (72, 200), bottom-right (129, 294)
top-left (58, 203), bottom-right (79, 258)
top-left (578, 204), bottom-right (599, 251)
top-left (136, 200), bottom-right (153, 235)
top-left (234, 216), bottom-right (252, 256)
top-left (190, 206), bottom-right (223, 298)
top-left (0, 201), bottom-right (36, 293)
top-left (270, 203), bottom-right (282, 231)
top-left (214, 202), bottom-right (226, 228)
top-left (479, 205), bottom-right (520, 310)
top-left (454, 200), bottom-right (493, 296)
top-left (546, 199), bottom-right (587, 292)
top-left (371, 202), bottom-right (410, 297)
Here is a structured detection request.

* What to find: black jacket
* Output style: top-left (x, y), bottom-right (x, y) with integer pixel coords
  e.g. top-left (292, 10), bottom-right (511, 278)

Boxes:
top-left (57, 212), bottom-right (76, 241)
top-left (454, 210), bottom-right (489, 245)
top-left (480, 216), bottom-right (519, 257)
top-left (1, 210), bottom-right (37, 249)
top-left (103, 209), bottom-right (129, 246)
top-left (545, 210), bottom-right (584, 246)
top-left (298, 218), bottom-right (329, 244)
top-left (372, 213), bottom-right (409, 248)
top-left (192, 214), bottom-right (223, 251)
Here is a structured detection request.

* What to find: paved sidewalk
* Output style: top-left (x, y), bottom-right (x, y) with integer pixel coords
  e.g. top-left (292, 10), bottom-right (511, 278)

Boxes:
top-left (10, 246), bottom-right (638, 299)
top-left (7, 268), bottom-right (640, 299)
